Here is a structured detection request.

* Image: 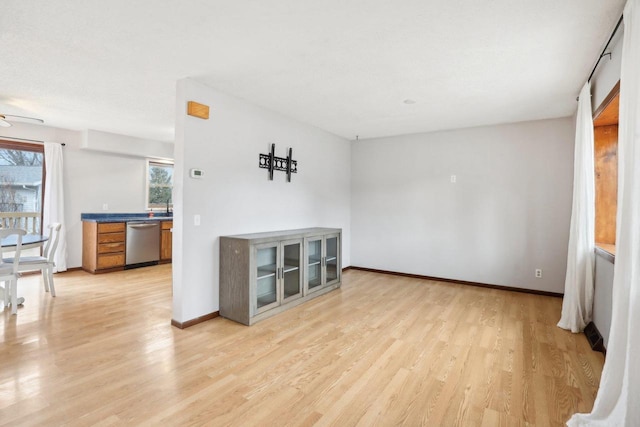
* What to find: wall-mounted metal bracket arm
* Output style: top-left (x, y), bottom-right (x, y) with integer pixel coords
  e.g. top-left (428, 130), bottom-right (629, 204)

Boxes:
top-left (259, 143), bottom-right (298, 181)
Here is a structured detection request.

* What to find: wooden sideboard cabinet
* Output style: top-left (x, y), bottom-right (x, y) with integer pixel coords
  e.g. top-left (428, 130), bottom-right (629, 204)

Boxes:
top-left (82, 222), bottom-right (126, 273)
top-left (160, 220), bottom-right (173, 262)
top-left (220, 228), bottom-right (342, 325)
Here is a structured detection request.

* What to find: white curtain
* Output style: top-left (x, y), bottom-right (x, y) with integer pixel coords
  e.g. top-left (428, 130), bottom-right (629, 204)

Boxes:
top-left (43, 142), bottom-right (67, 272)
top-left (568, 0), bottom-right (640, 425)
top-left (558, 82), bottom-right (595, 333)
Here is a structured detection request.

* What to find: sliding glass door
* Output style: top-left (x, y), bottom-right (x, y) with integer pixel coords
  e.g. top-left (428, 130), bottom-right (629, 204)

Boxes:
top-left (0, 140), bottom-right (45, 252)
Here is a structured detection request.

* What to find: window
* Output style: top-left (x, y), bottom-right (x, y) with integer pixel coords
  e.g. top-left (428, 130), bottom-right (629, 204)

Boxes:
top-left (147, 160), bottom-right (173, 210)
top-left (593, 81), bottom-right (619, 254)
top-left (0, 140), bottom-right (45, 234)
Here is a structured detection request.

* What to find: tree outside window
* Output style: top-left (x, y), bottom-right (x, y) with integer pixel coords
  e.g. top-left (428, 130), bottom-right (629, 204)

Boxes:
top-left (0, 147), bottom-right (44, 213)
top-left (147, 161), bottom-right (173, 209)
top-left (0, 149), bottom-right (43, 166)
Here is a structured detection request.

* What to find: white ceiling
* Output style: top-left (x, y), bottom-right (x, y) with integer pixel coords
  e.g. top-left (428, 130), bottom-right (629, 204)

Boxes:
top-left (0, 1), bottom-right (626, 142)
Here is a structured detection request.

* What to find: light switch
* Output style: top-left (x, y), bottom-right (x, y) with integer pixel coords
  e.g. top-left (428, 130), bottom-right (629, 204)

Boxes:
top-left (450, 175), bottom-right (457, 183)
top-left (194, 214), bottom-right (201, 226)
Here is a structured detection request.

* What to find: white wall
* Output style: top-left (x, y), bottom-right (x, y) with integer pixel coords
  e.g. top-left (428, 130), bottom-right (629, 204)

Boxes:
top-left (591, 25), bottom-right (623, 111)
top-left (351, 118), bottom-right (574, 293)
top-left (173, 78), bottom-right (351, 323)
top-left (83, 129), bottom-right (173, 159)
top-left (63, 145), bottom-right (149, 266)
top-left (1, 123), bottom-right (170, 268)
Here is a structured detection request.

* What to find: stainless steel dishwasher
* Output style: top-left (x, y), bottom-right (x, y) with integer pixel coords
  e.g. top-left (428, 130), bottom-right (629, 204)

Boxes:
top-left (125, 221), bottom-right (160, 267)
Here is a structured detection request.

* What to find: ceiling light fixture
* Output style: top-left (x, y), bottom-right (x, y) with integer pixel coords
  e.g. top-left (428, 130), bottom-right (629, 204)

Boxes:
top-left (0, 113), bottom-right (45, 127)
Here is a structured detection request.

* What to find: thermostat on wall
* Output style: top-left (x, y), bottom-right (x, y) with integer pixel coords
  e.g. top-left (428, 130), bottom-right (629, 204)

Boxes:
top-left (190, 168), bottom-right (204, 178)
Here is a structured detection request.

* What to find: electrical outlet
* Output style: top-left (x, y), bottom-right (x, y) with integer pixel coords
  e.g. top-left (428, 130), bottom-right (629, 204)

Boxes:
top-left (194, 214), bottom-right (201, 226)
top-left (535, 269), bottom-right (543, 278)
top-left (102, 203), bottom-right (108, 211)
top-left (450, 175), bottom-right (457, 183)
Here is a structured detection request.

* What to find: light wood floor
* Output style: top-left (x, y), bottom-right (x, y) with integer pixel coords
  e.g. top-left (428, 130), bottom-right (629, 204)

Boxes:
top-left (1, 265), bottom-right (603, 426)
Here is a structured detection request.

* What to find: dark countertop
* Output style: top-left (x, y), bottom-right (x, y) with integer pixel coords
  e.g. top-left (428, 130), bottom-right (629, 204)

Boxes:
top-left (81, 213), bottom-right (173, 223)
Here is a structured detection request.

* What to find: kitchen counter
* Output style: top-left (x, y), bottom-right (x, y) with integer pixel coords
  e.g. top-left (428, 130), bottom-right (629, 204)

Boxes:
top-left (81, 213), bottom-right (173, 273)
top-left (81, 213), bottom-right (173, 223)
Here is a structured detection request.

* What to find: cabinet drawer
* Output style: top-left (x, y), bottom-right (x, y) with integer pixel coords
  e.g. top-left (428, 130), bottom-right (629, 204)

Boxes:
top-left (161, 221), bottom-right (173, 230)
top-left (98, 222), bottom-right (125, 233)
top-left (98, 232), bottom-right (125, 244)
top-left (98, 242), bottom-right (125, 254)
top-left (97, 253), bottom-right (125, 269)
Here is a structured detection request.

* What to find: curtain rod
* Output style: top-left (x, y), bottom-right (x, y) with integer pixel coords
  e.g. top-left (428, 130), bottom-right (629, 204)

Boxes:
top-left (587, 14), bottom-right (624, 83)
top-left (0, 135), bottom-right (65, 146)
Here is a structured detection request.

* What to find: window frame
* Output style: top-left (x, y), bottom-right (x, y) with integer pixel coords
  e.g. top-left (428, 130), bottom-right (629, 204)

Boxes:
top-left (593, 81), bottom-right (620, 253)
top-left (0, 139), bottom-right (46, 233)
top-left (146, 159), bottom-right (174, 211)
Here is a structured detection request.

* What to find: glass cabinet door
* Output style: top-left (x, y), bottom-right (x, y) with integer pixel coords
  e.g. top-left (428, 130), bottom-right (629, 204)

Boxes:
top-left (255, 244), bottom-right (279, 313)
top-left (306, 238), bottom-right (323, 293)
top-left (281, 240), bottom-right (302, 302)
top-left (325, 235), bottom-right (340, 285)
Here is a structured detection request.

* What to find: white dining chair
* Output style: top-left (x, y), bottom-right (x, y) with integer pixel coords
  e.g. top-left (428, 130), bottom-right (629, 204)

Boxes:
top-left (0, 228), bottom-right (26, 314)
top-left (7, 223), bottom-right (62, 297)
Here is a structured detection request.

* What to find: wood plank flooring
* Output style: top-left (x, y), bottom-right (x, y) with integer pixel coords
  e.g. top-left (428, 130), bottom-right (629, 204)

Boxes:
top-left (0, 266), bottom-right (603, 426)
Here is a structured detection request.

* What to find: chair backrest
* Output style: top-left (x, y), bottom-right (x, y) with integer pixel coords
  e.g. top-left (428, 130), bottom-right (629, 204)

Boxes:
top-left (43, 223), bottom-right (62, 263)
top-left (0, 228), bottom-right (27, 275)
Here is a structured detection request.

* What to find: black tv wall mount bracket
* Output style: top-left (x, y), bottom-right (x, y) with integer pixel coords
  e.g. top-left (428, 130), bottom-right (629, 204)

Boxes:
top-left (259, 143), bottom-right (298, 182)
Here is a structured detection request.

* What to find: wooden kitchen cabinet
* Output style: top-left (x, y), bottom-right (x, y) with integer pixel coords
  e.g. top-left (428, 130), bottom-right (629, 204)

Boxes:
top-left (82, 222), bottom-right (126, 273)
top-left (160, 220), bottom-right (173, 262)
